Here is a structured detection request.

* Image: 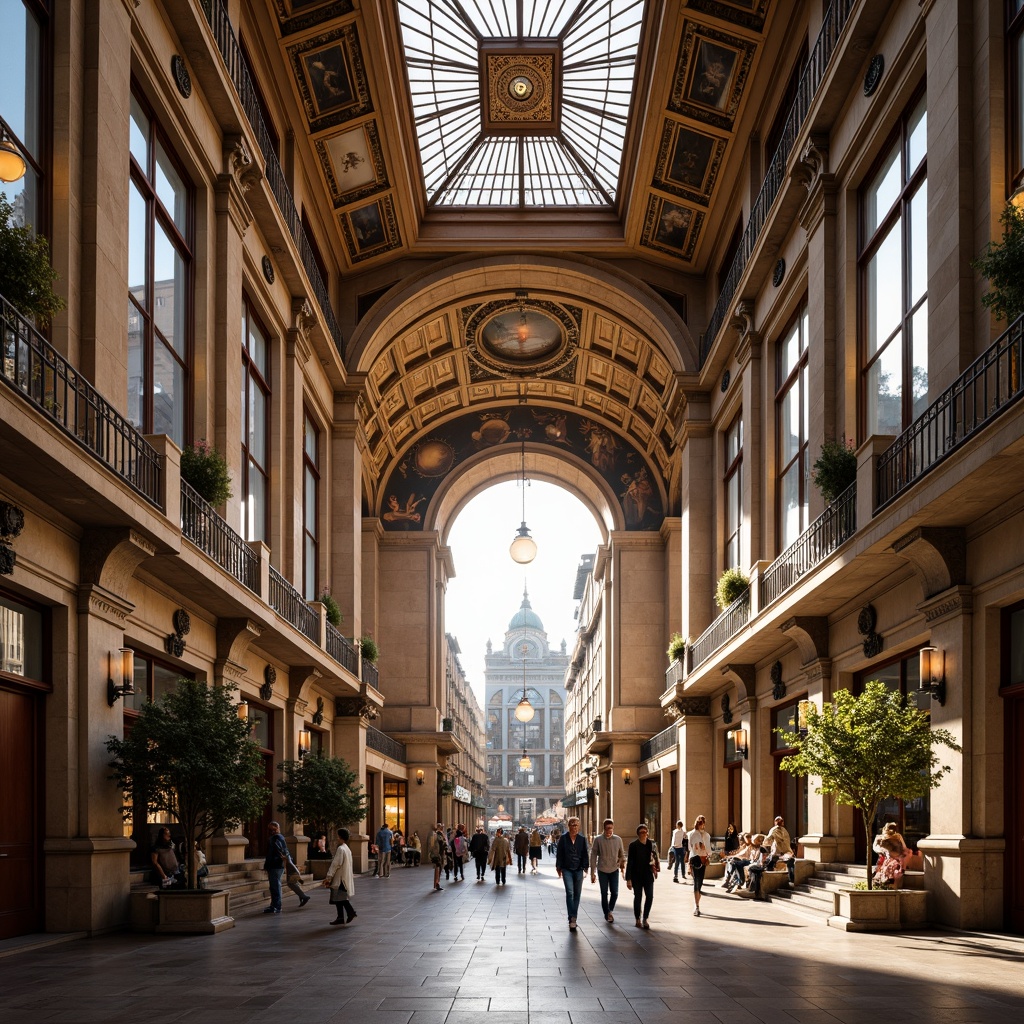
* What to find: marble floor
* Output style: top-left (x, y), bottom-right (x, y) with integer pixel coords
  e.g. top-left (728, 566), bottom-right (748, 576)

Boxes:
top-left (1, 865), bottom-right (1022, 1024)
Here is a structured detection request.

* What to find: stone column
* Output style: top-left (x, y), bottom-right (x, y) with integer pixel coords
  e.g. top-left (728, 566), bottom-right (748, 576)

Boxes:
top-left (677, 392), bottom-right (714, 645)
top-left (731, 300), bottom-right (763, 562)
top-left (333, 696), bottom-right (374, 871)
top-left (332, 392), bottom-right (366, 634)
top-left (673, 700), bottom-right (713, 828)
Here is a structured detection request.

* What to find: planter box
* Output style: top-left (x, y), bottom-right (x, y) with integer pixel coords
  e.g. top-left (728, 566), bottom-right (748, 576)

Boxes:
top-left (308, 859), bottom-right (331, 880)
top-left (155, 889), bottom-right (234, 934)
top-left (829, 888), bottom-right (930, 932)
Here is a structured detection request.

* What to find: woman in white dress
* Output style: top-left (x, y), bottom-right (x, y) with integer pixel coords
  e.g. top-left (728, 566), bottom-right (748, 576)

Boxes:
top-left (322, 827), bottom-right (357, 926)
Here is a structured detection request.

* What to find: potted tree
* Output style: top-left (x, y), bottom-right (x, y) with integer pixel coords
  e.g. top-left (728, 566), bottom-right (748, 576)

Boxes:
top-left (811, 436), bottom-right (857, 504)
top-left (318, 589), bottom-right (342, 628)
top-left (106, 678), bottom-right (269, 933)
top-left (777, 680), bottom-right (960, 930)
top-left (359, 635), bottom-right (379, 663)
top-left (715, 567), bottom-right (750, 612)
top-left (667, 632), bottom-right (686, 664)
top-left (180, 439), bottom-right (232, 506)
top-left (972, 200), bottom-right (1024, 322)
top-left (276, 753), bottom-right (367, 879)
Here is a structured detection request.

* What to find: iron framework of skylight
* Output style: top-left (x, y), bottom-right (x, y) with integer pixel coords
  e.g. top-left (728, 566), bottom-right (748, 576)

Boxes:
top-left (397, 0), bottom-right (644, 208)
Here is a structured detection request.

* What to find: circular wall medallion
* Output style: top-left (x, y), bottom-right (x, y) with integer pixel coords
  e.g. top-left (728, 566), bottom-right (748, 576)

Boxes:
top-left (863, 54), bottom-right (884, 96)
top-left (720, 369), bottom-right (730, 393)
top-left (481, 308), bottom-right (563, 363)
top-left (508, 75), bottom-right (534, 101)
top-left (773, 258), bottom-right (786, 287)
top-left (413, 438), bottom-right (456, 477)
top-left (261, 255), bottom-right (275, 284)
top-left (171, 55), bottom-right (192, 99)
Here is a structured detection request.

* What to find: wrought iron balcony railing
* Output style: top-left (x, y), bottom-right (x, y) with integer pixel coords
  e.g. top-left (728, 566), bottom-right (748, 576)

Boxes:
top-left (760, 481), bottom-right (856, 608)
top-left (689, 588), bottom-right (751, 672)
top-left (2, 295), bottom-right (162, 508)
top-left (326, 623), bottom-right (359, 675)
top-left (180, 479), bottom-right (259, 592)
top-left (701, 0), bottom-right (856, 364)
top-left (876, 314), bottom-right (1024, 510)
top-left (200, 0), bottom-right (345, 359)
top-left (366, 726), bottom-right (406, 763)
top-left (269, 565), bottom-right (319, 642)
top-left (361, 659), bottom-right (379, 689)
top-left (640, 723), bottom-right (677, 762)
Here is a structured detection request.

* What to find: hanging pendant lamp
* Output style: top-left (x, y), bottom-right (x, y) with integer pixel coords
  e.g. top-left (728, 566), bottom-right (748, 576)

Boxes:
top-left (509, 439), bottom-right (537, 564)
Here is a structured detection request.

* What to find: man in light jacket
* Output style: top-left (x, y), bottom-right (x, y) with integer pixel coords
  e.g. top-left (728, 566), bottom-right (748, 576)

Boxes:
top-left (589, 818), bottom-right (626, 923)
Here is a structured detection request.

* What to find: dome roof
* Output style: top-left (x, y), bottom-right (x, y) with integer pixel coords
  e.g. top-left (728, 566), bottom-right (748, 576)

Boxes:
top-left (509, 586), bottom-right (544, 631)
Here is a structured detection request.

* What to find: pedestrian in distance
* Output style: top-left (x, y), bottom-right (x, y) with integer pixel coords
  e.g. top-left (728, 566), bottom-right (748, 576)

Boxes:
top-left (429, 823), bottom-right (448, 891)
top-left (488, 827), bottom-right (512, 885)
top-left (687, 814), bottom-right (712, 916)
top-left (323, 827), bottom-right (356, 926)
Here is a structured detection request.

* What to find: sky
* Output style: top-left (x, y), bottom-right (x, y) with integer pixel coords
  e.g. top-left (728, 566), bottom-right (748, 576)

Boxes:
top-left (444, 479), bottom-right (603, 702)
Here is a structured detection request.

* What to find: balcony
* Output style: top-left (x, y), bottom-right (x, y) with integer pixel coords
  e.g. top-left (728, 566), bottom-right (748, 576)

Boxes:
top-left (689, 588), bottom-right (750, 672)
top-left (326, 624), bottom-right (359, 675)
top-left (2, 295), bottom-right (162, 508)
top-left (181, 479), bottom-right (258, 592)
top-left (366, 726), bottom-right (406, 763)
top-left (640, 724), bottom-right (677, 762)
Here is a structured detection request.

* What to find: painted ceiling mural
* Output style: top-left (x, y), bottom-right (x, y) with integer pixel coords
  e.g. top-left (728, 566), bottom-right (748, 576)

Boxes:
top-left (378, 408), bottom-right (665, 533)
top-left (265, 0), bottom-right (776, 270)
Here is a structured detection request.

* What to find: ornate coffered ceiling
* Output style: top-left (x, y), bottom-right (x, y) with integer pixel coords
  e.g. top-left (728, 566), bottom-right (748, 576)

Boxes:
top-left (262, 0), bottom-right (778, 270)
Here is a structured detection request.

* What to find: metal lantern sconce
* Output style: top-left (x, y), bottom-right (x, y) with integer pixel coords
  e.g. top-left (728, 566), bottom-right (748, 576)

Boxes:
top-left (416, 769), bottom-right (425, 786)
top-left (919, 646), bottom-right (946, 706)
top-left (733, 726), bottom-right (749, 759)
top-left (0, 122), bottom-right (26, 183)
top-left (797, 699), bottom-right (811, 736)
top-left (237, 700), bottom-right (249, 725)
top-left (107, 647), bottom-right (135, 706)
top-left (514, 642), bottom-right (535, 722)
top-left (622, 768), bottom-right (632, 785)
top-left (509, 440), bottom-right (537, 564)
top-left (298, 727), bottom-right (312, 759)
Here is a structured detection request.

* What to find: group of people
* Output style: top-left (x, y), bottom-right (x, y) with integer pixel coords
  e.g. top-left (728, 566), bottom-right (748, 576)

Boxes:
top-left (370, 823), bottom-right (422, 876)
top-left (720, 816), bottom-right (796, 900)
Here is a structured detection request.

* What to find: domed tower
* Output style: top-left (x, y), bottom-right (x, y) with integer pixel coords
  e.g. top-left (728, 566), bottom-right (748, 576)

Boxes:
top-left (483, 586), bottom-right (569, 827)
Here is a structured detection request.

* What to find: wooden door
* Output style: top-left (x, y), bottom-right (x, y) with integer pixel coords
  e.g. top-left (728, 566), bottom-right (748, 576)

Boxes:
top-left (0, 685), bottom-right (43, 939)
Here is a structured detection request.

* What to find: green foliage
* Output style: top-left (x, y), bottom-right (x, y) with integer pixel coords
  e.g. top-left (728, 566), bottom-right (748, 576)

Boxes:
top-left (276, 754), bottom-right (366, 846)
top-left (667, 632), bottom-right (687, 664)
top-left (972, 202), bottom-right (1024, 322)
top-left (360, 635), bottom-right (379, 663)
top-left (811, 436), bottom-right (857, 504)
top-left (180, 439), bottom-right (232, 506)
top-left (319, 591), bottom-right (342, 627)
top-left (0, 193), bottom-right (66, 323)
top-left (777, 680), bottom-right (960, 888)
top-left (715, 567), bottom-right (749, 611)
top-left (106, 678), bottom-right (269, 889)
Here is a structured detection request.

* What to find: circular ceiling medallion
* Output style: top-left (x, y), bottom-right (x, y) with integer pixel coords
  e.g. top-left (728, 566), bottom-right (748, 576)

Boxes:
top-left (508, 75), bottom-right (534, 101)
top-left (413, 438), bottom-right (456, 478)
top-left (481, 308), bottom-right (563, 363)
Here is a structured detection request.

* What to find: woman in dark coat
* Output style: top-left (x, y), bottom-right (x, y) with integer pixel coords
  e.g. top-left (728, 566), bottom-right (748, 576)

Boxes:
top-left (624, 823), bottom-right (659, 929)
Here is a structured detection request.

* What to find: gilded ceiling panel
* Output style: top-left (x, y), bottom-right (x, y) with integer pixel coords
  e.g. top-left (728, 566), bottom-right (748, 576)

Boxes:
top-left (685, 0), bottom-right (770, 32)
top-left (315, 120), bottom-right (389, 207)
top-left (641, 196), bottom-right (705, 261)
top-left (339, 195), bottom-right (402, 263)
top-left (272, 1), bottom-right (354, 37)
top-left (651, 118), bottom-right (727, 206)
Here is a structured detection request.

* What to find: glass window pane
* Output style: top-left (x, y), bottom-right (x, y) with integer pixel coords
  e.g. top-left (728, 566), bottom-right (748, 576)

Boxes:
top-left (153, 663), bottom-right (179, 703)
top-left (779, 319), bottom-right (799, 379)
top-left (305, 468), bottom-right (317, 532)
top-left (866, 223), bottom-right (902, 357)
top-left (909, 181), bottom-right (928, 306)
top-left (129, 95), bottom-right (149, 170)
top-left (128, 180), bottom-right (147, 307)
top-left (780, 386), bottom-right (800, 465)
top-left (865, 143), bottom-right (901, 237)
top-left (911, 304), bottom-right (929, 419)
top-left (1018, 32), bottom-right (1024, 173)
top-left (304, 534), bottom-right (317, 600)
top-left (780, 463), bottom-right (802, 548)
top-left (0, 592), bottom-right (44, 679)
top-left (127, 298), bottom-right (144, 429)
top-left (152, 224), bottom-right (186, 356)
top-left (248, 316), bottom-right (268, 376)
top-left (907, 95), bottom-right (927, 176)
top-left (866, 336), bottom-right (903, 435)
top-left (304, 415), bottom-right (318, 462)
top-left (152, 340), bottom-right (184, 446)
top-left (155, 141), bottom-right (187, 234)
top-left (249, 382), bottom-right (267, 465)
top-left (248, 461), bottom-right (267, 542)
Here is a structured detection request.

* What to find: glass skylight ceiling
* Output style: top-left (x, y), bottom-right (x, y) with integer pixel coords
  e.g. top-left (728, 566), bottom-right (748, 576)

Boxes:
top-left (397, 0), bottom-right (644, 208)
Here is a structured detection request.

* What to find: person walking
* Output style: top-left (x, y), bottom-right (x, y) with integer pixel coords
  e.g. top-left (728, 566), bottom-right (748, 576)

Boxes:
top-left (375, 822), bottom-right (393, 878)
top-left (451, 824), bottom-right (468, 881)
top-left (488, 827), bottom-right (512, 885)
top-left (263, 821), bottom-right (309, 913)
top-left (469, 826), bottom-right (490, 880)
top-left (589, 817), bottom-right (626, 923)
top-left (555, 816), bottom-right (589, 931)
top-left (529, 827), bottom-right (543, 873)
top-left (687, 814), bottom-right (712, 917)
top-left (670, 819), bottom-right (689, 884)
top-left (429, 823), bottom-right (447, 891)
top-left (513, 826), bottom-right (530, 874)
top-left (323, 827), bottom-right (357, 926)
top-left (624, 823), bottom-right (659, 929)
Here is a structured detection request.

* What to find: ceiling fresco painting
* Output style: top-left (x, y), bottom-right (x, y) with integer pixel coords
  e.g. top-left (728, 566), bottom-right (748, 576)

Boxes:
top-left (315, 120), bottom-right (389, 207)
top-left (378, 408), bottom-right (665, 533)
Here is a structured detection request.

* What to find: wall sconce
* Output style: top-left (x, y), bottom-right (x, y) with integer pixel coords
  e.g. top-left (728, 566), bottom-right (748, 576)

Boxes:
top-left (237, 700), bottom-right (249, 724)
top-left (733, 726), bottom-right (748, 759)
top-left (797, 699), bottom-right (811, 736)
top-left (416, 769), bottom-right (425, 786)
top-left (107, 647), bottom-right (135, 706)
top-left (919, 645), bottom-right (946, 706)
top-left (0, 123), bottom-right (27, 184)
top-left (622, 768), bottom-right (632, 785)
top-left (1011, 185), bottom-right (1024, 211)
top-left (298, 727), bottom-right (312, 759)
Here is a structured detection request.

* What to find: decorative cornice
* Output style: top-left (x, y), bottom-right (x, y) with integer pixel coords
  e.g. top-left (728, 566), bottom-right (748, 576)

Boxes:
top-left (920, 585), bottom-right (973, 625)
top-left (664, 696), bottom-right (710, 719)
top-left (77, 584), bottom-right (133, 626)
top-left (335, 696), bottom-right (379, 722)
top-left (801, 657), bottom-right (833, 684)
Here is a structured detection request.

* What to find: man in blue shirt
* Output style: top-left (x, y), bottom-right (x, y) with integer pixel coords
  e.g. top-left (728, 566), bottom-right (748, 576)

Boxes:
top-left (375, 822), bottom-right (394, 878)
top-left (555, 816), bottom-right (590, 931)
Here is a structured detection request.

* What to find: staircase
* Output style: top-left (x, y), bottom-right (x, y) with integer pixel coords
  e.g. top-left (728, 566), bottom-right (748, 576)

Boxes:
top-left (767, 862), bottom-right (925, 922)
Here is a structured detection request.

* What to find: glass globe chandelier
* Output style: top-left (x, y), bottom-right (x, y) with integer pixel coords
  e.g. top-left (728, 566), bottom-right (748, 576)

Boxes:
top-left (514, 642), bottom-right (534, 722)
top-left (509, 439), bottom-right (537, 564)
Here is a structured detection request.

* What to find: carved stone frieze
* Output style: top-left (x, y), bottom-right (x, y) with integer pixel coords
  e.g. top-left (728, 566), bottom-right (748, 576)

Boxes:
top-left (78, 584), bottom-right (133, 626)
top-left (920, 585), bottom-right (973, 625)
top-left (335, 696), bottom-right (379, 722)
top-left (664, 696), bottom-right (710, 720)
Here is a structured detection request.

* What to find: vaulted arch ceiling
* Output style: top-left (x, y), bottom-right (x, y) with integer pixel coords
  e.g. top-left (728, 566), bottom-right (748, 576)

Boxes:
top-left (350, 255), bottom-right (695, 521)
